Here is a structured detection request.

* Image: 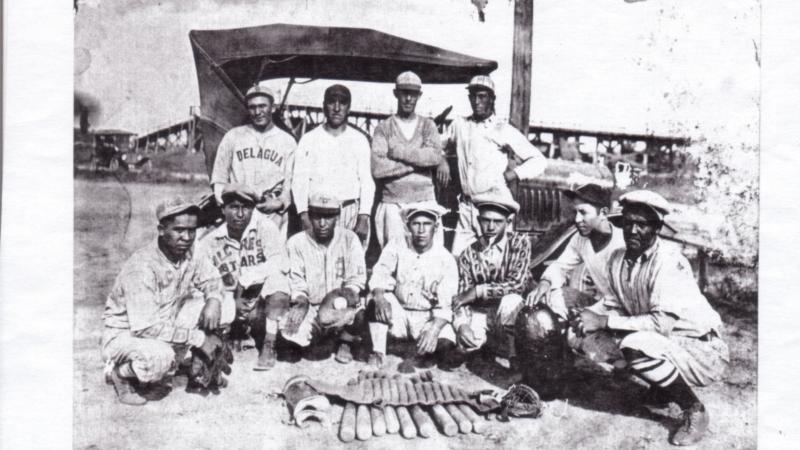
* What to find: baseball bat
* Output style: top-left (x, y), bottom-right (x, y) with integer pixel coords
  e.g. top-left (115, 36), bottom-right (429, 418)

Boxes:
top-left (384, 406), bottom-right (400, 434)
top-left (396, 406), bottom-right (417, 439)
top-left (457, 404), bottom-right (488, 434)
top-left (356, 404), bottom-right (372, 441)
top-left (446, 404), bottom-right (473, 434)
top-left (370, 405), bottom-right (386, 437)
top-left (430, 404), bottom-right (458, 436)
top-left (339, 402), bottom-right (357, 442)
top-left (410, 405), bottom-right (436, 438)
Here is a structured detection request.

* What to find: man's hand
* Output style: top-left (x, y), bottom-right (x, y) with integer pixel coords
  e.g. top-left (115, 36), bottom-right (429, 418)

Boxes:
top-left (452, 287), bottom-right (478, 309)
top-left (284, 296), bottom-right (310, 335)
top-left (372, 291), bottom-right (392, 324)
top-left (572, 308), bottom-right (608, 336)
top-left (503, 167), bottom-right (518, 184)
top-left (256, 197), bottom-right (283, 214)
top-left (435, 159), bottom-right (451, 187)
top-left (355, 214), bottom-right (370, 245)
top-left (199, 298), bottom-right (222, 330)
top-left (300, 212), bottom-right (312, 232)
top-left (416, 319), bottom-right (445, 355)
top-left (456, 324), bottom-right (478, 350)
top-left (525, 280), bottom-right (552, 307)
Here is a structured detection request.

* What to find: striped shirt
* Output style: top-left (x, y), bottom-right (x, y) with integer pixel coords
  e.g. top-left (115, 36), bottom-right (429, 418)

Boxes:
top-left (293, 125), bottom-right (375, 215)
top-left (369, 239), bottom-right (458, 322)
top-left (287, 228), bottom-right (367, 304)
top-left (457, 231), bottom-right (533, 304)
top-left (196, 213), bottom-right (290, 304)
top-left (103, 239), bottom-right (223, 344)
top-left (444, 114), bottom-right (547, 199)
top-left (601, 238), bottom-right (723, 337)
top-left (541, 226), bottom-right (626, 300)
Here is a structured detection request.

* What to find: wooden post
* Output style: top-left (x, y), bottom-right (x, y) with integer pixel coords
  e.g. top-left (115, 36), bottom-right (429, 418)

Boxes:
top-left (509, 0), bottom-right (534, 133)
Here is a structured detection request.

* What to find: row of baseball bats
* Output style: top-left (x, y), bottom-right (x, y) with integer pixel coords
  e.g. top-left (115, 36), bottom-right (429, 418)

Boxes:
top-left (339, 401), bottom-right (488, 442)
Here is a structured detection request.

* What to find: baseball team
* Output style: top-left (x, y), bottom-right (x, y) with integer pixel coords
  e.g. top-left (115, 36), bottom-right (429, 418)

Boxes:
top-left (101, 71), bottom-right (728, 446)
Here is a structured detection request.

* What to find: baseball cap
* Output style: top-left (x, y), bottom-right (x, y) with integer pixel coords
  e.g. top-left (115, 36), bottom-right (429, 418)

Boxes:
top-left (467, 75), bottom-right (495, 92)
top-left (323, 84), bottom-right (351, 104)
top-left (609, 189), bottom-right (677, 232)
top-left (563, 183), bottom-right (612, 208)
top-left (395, 71), bottom-right (422, 92)
top-left (245, 85), bottom-right (276, 102)
top-left (156, 196), bottom-right (199, 222)
top-left (308, 193), bottom-right (341, 215)
top-left (473, 189), bottom-right (520, 215)
top-left (401, 201), bottom-right (448, 222)
top-left (221, 183), bottom-right (258, 205)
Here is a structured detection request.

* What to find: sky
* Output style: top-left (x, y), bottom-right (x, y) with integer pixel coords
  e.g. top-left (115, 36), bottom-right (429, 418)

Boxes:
top-left (74, 0), bottom-right (760, 146)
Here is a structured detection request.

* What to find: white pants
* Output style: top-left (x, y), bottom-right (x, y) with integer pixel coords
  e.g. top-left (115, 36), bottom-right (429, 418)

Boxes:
top-left (368, 293), bottom-right (455, 354)
top-left (374, 202), bottom-right (444, 248)
top-left (453, 294), bottom-right (524, 357)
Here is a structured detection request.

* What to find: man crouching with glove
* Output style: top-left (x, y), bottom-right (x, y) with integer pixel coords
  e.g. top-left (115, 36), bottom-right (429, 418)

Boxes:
top-left (282, 194), bottom-right (368, 363)
top-left (101, 196), bottom-right (235, 405)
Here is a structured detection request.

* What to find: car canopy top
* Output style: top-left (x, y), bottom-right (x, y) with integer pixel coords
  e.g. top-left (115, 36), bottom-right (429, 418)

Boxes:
top-left (190, 23), bottom-right (498, 173)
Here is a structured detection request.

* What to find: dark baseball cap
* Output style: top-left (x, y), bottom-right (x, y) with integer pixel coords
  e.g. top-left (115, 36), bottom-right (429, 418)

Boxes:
top-left (323, 84), bottom-right (351, 104)
top-left (563, 183), bottom-right (612, 208)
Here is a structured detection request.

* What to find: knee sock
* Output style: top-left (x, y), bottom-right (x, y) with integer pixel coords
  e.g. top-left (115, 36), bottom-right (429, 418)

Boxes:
top-left (116, 362), bottom-right (137, 380)
top-left (661, 375), bottom-right (701, 410)
top-left (369, 322), bottom-right (388, 354)
top-left (629, 355), bottom-right (680, 388)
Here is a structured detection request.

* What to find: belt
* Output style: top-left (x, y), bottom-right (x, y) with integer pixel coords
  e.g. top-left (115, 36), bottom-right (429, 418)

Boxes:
top-left (341, 199), bottom-right (357, 207)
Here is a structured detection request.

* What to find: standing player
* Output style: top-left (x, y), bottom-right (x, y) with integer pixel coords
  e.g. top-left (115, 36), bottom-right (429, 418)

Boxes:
top-left (444, 75), bottom-right (548, 255)
top-left (196, 184), bottom-right (292, 371)
top-left (371, 71), bottom-right (448, 247)
top-left (292, 84), bottom-right (375, 247)
top-left (102, 196), bottom-right (235, 405)
top-left (211, 85), bottom-right (297, 236)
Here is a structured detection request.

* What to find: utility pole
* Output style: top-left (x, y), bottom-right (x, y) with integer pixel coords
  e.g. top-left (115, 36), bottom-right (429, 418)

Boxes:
top-left (509, 0), bottom-right (533, 134)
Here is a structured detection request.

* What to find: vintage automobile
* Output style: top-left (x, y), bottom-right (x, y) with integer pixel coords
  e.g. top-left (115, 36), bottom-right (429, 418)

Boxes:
top-left (189, 23), bottom-right (614, 268)
top-left (88, 130), bottom-right (153, 173)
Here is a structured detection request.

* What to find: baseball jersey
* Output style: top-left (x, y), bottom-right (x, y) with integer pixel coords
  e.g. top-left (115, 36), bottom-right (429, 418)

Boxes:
top-left (369, 239), bottom-right (457, 322)
top-left (103, 239), bottom-right (223, 344)
top-left (211, 124), bottom-right (297, 206)
top-left (287, 228), bottom-right (367, 304)
top-left (540, 226), bottom-right (626, 300)
top-left (292, 125), bottom-right (375, 215)
top-left (196, 212), bottom-right (290, 306)
top-left (457, 231), bottom-right (533, 303)
top-left (445, 114), bottom-right (547, 198)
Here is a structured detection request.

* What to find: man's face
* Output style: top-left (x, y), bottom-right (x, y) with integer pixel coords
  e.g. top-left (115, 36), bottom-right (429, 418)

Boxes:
top-left (468, 88), bottom-right (494, 120)
top-left (247, 95), bottom-right (273, 129)
top-left (394, 89), bottom-right (420, 116)
top-left (323, 95), bottom-right (350, 128)
top-left (574, 203), bottom-right (605, 236)
top-left (620, 207), bottom-right (660, 256)
top-left (158, 213), bottom-right (198, 259)
top-left (478, 208), bottom-right (509, 240)
top-left (407, 214), bottom-right (437, 251)
top-left (223, 199), bottom-right (254, 236)
top-left (310, 211), bottom-right (338, 242)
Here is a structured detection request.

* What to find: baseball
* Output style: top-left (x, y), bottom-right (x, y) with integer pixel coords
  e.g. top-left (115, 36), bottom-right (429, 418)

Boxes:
top-left (333, 297), bottom-right (348, 310)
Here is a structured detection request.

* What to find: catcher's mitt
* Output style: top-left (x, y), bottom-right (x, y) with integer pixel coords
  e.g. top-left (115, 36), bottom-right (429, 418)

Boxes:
top-left (188, 332), bottom-right (234, 394)
top-left (498, 384), bottom-right (543, 421)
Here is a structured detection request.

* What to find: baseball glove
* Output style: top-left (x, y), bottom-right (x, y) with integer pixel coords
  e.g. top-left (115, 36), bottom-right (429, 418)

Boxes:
top-left (498, 384), bottom-right (543, 421)
top-left (188, 332), bottom-right (234, 393)
top-left (317, 288), bottom-right (359, 329)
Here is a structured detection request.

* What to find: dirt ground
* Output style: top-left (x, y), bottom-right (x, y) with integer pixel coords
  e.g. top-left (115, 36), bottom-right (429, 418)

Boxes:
top-left (74, 177), bottom-right (757, 449)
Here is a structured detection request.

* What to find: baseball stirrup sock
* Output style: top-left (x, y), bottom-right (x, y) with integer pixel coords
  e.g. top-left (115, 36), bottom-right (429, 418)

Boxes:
top-left (369, 322), bottom-right (389, 354)
top-left (630, 356), bottom-right (679, 388)
top-left (265, 318), bottom-right (279, 335)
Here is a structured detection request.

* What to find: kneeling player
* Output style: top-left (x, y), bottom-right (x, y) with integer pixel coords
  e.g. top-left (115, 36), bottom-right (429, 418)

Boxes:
top-left (366, 202), bottom-right (459, 372)
top-left (282, 194), bottom-right (368, 363)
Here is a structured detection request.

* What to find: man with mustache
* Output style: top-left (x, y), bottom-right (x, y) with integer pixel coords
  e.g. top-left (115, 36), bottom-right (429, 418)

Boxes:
top-left (365, 201), bottom-right (460, 372)
top-left (102, 196), bottom-right (235, 405)
top-left (451, 190), bottom-right (533, 369)
top-left (371, 71), bottom-right (448, 247)
top-left (293, 84), bottom-right (375, 247)
top-left (518, 190), bottom-right (729, 446)
top-left (211, 85), bottom-right (297, 237)
top-left (196, 184), bottom-right (291, 371)
top-left (444, 75), bottom-right (548, 255)
top-left (282, 194), bottom-right (368, 364)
